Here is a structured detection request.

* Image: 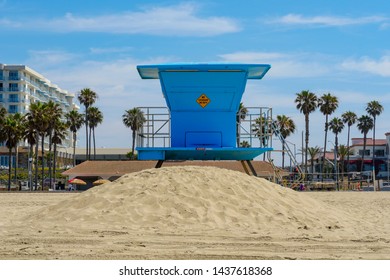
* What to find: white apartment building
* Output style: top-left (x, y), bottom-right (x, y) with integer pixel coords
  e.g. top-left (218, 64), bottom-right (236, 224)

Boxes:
top-left (0, 63), bottom-right (78, 167)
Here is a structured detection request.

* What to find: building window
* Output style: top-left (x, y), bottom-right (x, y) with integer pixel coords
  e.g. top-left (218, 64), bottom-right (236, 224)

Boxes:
top-left (0, 82), bottom-right (3, 91)
top-left (9, 105), bottom-right (18, 113)
top-left (0, 70), bottom-right (3, 80)
top-left (9, 83), bottom-right (18, 92)
top-left (0, 93), bottom-right (3, 102)
top-left (359, 149), bottom-right (370, 156)
top-left (9, 94), bottom-right (19, 102)
top-left (0, 155), bottom-right (16, 167)
top-left (375, 150), bottom-right (385, 157)
top-left (1, 155), bottom-right (6, 166)
top-left (9, 70), bottom-right (19, 80)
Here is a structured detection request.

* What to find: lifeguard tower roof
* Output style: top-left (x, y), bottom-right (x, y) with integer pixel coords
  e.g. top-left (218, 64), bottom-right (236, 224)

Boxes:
top-left (136, 63), bottom-right (272, 163)
top-left (137, 63), bottom-right (271, 80)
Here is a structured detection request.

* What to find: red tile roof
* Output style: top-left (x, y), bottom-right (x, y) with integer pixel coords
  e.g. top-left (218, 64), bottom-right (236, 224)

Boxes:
top-left (351, 138), bottom-right (387, 146)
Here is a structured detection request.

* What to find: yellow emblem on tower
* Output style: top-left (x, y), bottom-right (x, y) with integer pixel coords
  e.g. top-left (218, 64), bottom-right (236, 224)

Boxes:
top-left (196, 94), bottom-right (210, 108)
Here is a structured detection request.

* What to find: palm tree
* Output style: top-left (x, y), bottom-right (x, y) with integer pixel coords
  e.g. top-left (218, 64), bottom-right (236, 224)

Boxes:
top-left (237, 102), bottom-right (248, 147)
top-left (366, 101), bottom-right (384, 173)
top-left (252, 116), bottom-right (273, 160)
top-left (357, 115), bottom-right (374, 172)
top-left (77, 88), bottom-right (97, 160)
top-left (240, 140), bottom-right (251, 148)
top-left (341, 111), bottom-right (357, 174)
top-left (10, 113), bottom-right (25, 184)
top-left (252, 116), bottom-right (272, 146)
top-left (338, 144), bottom-right (350, 186)
top-left (318, 93), bottom-right (339, 179)
top-left (52, 120), bottom-right (68, 189)
top-left (0, 106), bottom-right (6, 124)
top-left (122, 108), bottom-right (146, 159)
top-left (87, 107), bottom-right (103, 160)
top-left (274, 115), bottom-right (296, 169)
top-left (329, 117), bottom-right (345, 155)
top-left (307, 146), bottom-right (322, 178)
top-left (45, 101), bottom-right (63, 189)
top-left (0, 113), bottom-right (23, 190)
top-left (329, 117), bottom-right (344, 187)
top-left (0, 106), bottom-right (7, 153)
top-left (24, 112), bottom-right (38, 190)
top-left (28, 101), bottom-right (47, 190)
top-left (65, 110), bottom-right (84, 166)
top-left (0, 106), bottom-right (7, 135)
top-left (295, 90), bottom-right (318, 177)
top-left (37, 103), bottom-right (50, 189)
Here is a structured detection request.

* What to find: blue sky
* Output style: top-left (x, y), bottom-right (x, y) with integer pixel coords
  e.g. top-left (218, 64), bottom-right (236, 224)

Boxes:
top-left (1, 0), bottom-right (390, 163)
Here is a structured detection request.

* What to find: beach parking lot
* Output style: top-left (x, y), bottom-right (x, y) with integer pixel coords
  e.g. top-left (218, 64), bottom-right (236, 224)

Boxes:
top-left (0, 166), bottom-right (390, 260)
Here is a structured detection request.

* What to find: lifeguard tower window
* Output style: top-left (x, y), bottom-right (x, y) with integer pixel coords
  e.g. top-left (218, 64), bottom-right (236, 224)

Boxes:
top-left (136, 63), bottom-right (272, 162)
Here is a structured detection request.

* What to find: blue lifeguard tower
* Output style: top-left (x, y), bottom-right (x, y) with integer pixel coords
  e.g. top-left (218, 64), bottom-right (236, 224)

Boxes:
top-left (136, 63), bottom-right (272, 173)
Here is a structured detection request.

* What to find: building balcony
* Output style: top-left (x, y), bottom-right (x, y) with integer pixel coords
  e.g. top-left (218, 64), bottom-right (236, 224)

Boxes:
top-left (8, 87), bottom-right (20, 92)
top-left (8, 98), bottom-right (20, 103)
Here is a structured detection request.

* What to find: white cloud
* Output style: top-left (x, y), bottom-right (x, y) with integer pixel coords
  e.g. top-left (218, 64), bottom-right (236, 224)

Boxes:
top-left (268, 14), bottom-right (388, 27)
top-left (89, 47), bottom-right (133, 55)
top-left (219, 51), bottom-right (330, 78)
top-left (27, 50), bottom-right (80, 66)
top-left (0, 18), bottom-right (21, 27)
top-left (0, 3), bottom-right (240, 36)
top-left (341, 55), bottom-right (390, 77)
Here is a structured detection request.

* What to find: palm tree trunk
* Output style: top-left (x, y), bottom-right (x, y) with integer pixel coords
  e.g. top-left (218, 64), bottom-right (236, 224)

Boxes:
top-left (73, 132), bottom-right (77, 167)
top-left (361, 133), bottom-right (367, 172)
top-left (305, 113), bottom-right (309, 177)
top-left (7, 147), bottom-right (12, 191)
top-left (372, 118), bottom-right (378, 190)
top-left (346, 125), bottom-right (351, 188)
top-left (48, 132), bottom-right (53, 190)
top-left (14, 146), bottom-right (18, 185)
top-left (132, 129), bottom-right (136, 160)
top-left (93, 127), bottom-right (96, 160)
top-left (35, 132), bottom-right (39, 191)
top-left (372, 118), bottom-right (376, 173)
top-left (322, 115), bottom-right (328, 182)
top-left (29, 144), bottom-right (33, 191)
top-left (53, 143), bottom-right (57, 190)
top-left (41, 133), bottom-right (45, 190)
top-left (85, 108), bottom-right (89, 161)
top-left (89, 126), bottom-right (92, 160)
top-left (282, 141), bottom-right (285, 169)
top-left (335, 134), bottom-right (339, 191)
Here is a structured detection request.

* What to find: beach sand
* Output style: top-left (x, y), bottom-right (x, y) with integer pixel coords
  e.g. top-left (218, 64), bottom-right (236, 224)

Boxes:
top-left (0, 166), bottom-right (389, 260)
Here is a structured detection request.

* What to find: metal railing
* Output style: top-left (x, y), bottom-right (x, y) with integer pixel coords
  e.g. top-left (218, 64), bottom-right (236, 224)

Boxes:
top-left (137, 107), bottom-right (171, 148)
top-left (136, 106), bottom-right (277, 150)
top-left (236, 107), bottom-right (273, 148)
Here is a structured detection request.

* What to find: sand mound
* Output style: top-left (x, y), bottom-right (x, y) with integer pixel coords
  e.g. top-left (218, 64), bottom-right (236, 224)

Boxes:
top-left (26, 166), bottom-right (363, 237)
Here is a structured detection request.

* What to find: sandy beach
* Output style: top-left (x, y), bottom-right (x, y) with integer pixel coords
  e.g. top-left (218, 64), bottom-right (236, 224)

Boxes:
top-left (0, 166), bottom-right (389, 260)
